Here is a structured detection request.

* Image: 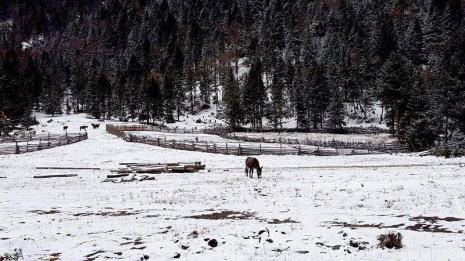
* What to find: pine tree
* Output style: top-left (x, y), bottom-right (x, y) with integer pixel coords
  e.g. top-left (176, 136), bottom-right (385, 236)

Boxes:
top-left (243, 58), bottom-right (266, 129)
top-left (327, 87), bottom-right (346, 132)
top-left (268, 72), bottom-right (286, 129)
top-left (378, 53), bottom-right (412, 138)
top-left (162, 75), bottom-right (175, 123)
top-left (223, 68), bottom-right (243, 129)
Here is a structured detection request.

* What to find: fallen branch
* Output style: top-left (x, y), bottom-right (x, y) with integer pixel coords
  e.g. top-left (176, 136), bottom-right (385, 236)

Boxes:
top-left (36, 167), bottom-right (100, 170)
top-left (34, 174), bottom-right (78, 179)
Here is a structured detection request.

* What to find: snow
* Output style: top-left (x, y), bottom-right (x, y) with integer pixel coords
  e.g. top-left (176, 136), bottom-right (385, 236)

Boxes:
top-left (21, 35), bottom-right (45, 51)
top-left (0, 19), bottom-right (13, 32)
top-left (1, 113), bottom-right (465, 260)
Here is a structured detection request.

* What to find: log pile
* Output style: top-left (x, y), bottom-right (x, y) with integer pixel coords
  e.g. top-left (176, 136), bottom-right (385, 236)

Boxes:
top-left (111, 161), bottom-right (206, 175)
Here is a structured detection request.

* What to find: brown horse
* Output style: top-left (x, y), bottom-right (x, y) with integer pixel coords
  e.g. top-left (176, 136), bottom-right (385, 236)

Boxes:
top-left (245, 157), bottom-right (262, 179)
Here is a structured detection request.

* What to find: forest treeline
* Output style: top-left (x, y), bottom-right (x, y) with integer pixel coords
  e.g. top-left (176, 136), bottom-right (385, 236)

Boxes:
top-left (0, 0), bottom-right (464, 151)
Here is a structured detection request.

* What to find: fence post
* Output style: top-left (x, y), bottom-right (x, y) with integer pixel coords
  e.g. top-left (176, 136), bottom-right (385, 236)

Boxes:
top-left (238, 143), bottom-right (242, 156)
top-left (214, 143), bottom-right (217, 153)
top-left (157, 138), bottom-right (160, 146)
top-left (26, 141), bottom-right (29, 152)
top-left (38, 138), bottom-right (42, 150)
top-left (226, 143), bottom-right (228, 154)
top-left (259, 143), bottom-right (262, 154)
top-left (15, 142), bottom-right (19, 154)
top-left (298, 144), bottom-right (301, 155)
top-left (317, 145), bottom-right (320, 156)
top-left (192, 142), bottom-right (195, 151)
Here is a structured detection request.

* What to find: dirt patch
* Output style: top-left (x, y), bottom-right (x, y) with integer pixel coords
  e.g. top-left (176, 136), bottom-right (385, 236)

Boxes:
top-left (409, 216), bottom-right (464, 223)
top-left (327, 221), bottom-right (404, 229)
top-left (84, 250), bottom-right (105, 260)
top-left (316, 242), bottom-right (342, 250)
top-left (267, 218), bottom-right (299, 224)
top-left (185, 210), bottom-right (255, 220)
top-left (29, 209), bottom-right (61, 215)
top-left (327, 219), bottom-right (462, 234)
top-left (405, 223), bottom-right (454, 233)
top-left (73, 210), bottom-right (141, 217)
top-left (121, 237), bottom-right (145, 246)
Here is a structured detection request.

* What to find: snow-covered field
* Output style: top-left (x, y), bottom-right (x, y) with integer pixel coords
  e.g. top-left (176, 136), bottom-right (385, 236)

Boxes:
top-left (1, 114), bottom-right (465, 260)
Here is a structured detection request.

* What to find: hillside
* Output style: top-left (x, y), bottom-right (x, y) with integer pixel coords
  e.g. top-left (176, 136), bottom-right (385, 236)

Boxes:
top-left (0, 0), bottom-right (464, 151)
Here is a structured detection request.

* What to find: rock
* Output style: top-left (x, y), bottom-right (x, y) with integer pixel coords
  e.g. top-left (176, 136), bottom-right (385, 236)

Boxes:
top-left (266, 239), bottom-right (273, 243)
top-left (208, 239), bottom-right (218, 248)
top-left (188, 230), bottom-right (199, 238)
top-left (173, 253), bottom-right (181, 258)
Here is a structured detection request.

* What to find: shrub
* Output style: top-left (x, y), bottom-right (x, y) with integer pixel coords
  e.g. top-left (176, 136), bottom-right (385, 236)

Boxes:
top-left (377, 232), bottom-right (403, 249)
top-left (0, 248), bottom-right (23, 261)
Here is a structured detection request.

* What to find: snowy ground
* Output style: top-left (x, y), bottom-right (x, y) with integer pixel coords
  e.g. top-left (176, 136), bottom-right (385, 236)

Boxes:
top-left (1, 114), bottom-right (465, 260)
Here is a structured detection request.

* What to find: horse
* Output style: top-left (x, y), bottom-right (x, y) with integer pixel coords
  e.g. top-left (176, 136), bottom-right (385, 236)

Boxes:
top-left (91, 123), bottom-right (100, 129)
top-left (245, 157), bottom-right (262, 179)
top-left (80, 126), bottom-right (88, 132)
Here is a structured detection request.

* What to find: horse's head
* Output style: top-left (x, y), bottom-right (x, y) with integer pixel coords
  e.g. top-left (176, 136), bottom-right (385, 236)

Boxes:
top-left (257, 166), bottom-right (263, 178)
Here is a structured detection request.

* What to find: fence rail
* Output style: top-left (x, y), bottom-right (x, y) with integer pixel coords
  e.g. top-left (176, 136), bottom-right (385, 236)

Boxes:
top-left (0, 133), bottom-right (88, 155)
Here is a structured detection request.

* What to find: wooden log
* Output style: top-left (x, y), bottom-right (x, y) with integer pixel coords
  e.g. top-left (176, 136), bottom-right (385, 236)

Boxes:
top-left (34, 174), bottom-right (78, 179)
top-left (36, 167), bottom-right (100, 170)
top-left (107, 174), bottom-right (129, 178)
top-left (133, 168), bottom-right (164, 174)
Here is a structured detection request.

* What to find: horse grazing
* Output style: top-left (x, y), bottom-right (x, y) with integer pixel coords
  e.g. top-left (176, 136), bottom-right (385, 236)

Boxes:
top-left (80, 126), bottom-right (88, 132)
top-left (245, 157), bottom-right (262, 179)
top-left (91, 123), bottom-right (100, 129)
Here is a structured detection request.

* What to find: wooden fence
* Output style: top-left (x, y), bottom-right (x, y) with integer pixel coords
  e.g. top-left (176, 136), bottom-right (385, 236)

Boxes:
top-left (227, 134), bottom-right (408, 153)
top-left (106, 124), bottom-right (407, 154)
top-left (124, 133), bottom-right (376, 156)
top-left (106, 124), bottom-right (207, 138)
top-left (0, 133), bottom-right (88, 155)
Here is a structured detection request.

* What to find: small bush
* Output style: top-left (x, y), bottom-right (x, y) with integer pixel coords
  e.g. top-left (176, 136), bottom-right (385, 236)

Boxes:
top-left (0, 248), bottom-right (23, 261)
top-left (377, 232), bottom-right (403, 249)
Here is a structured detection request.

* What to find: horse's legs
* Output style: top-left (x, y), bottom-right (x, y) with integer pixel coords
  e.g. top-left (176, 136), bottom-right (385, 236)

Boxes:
top-left (245, 167), bottom-right (248, 177)
top-left (249, 169), bottom-right (253, 178)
